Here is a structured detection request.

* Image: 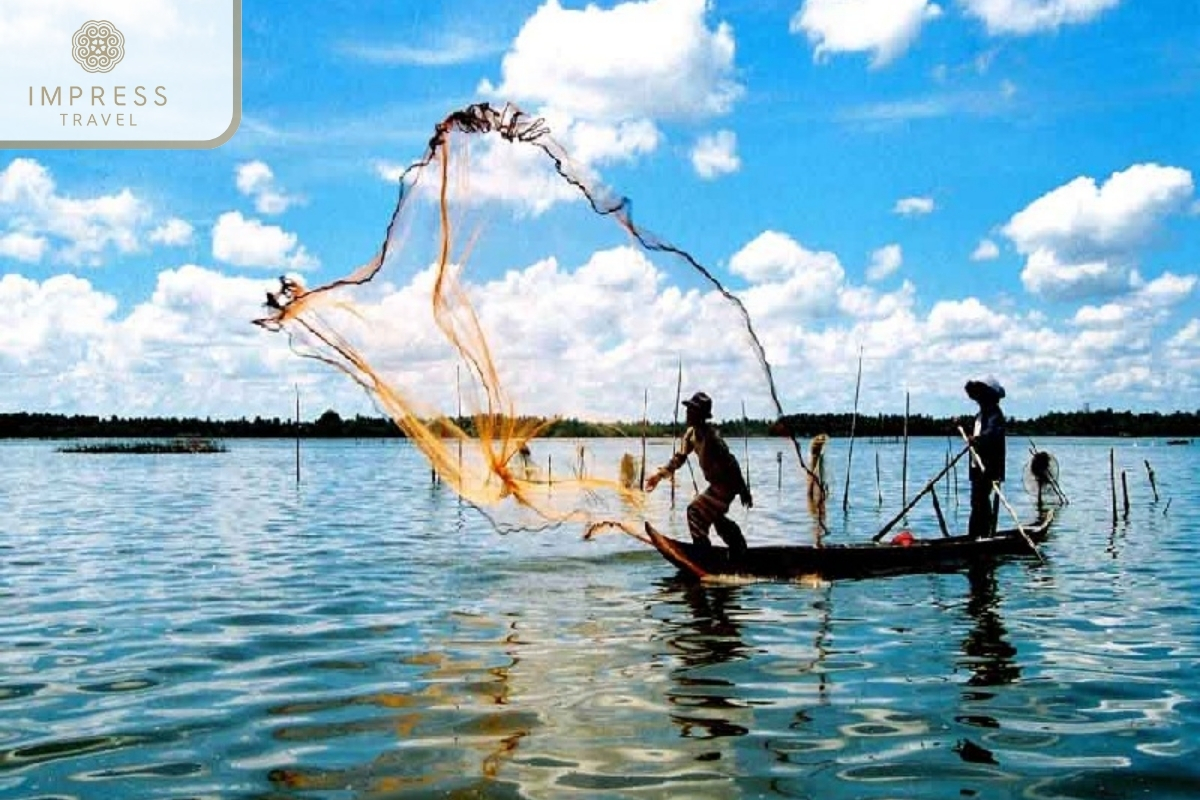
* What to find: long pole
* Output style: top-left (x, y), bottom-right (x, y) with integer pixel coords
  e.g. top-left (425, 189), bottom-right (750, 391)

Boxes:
top-left (294, 383), bottom-right (300, 485)
top-left (873, 446), bottom-right (969, 541)
top-left (901, 391), bottom-right (910, 506)
top-left (671, 358), bottom-right (682, 506)
top-left (957, 426), bottom-right (1044, 562)
top-left (742, 399), bottom-right (751, 490)
top-left (842, 345), bottom-right (863, 512)
top-left (640, 388), bottom-right (648, 491)
top-left (875, 450), bottom-right (882, 507)
top-left (1109, 448), bottom-right (1118, 525)
top-left (456, 365), bottom-right (463, 476)
top-left (1121, 470), bottom-right (1130, 520)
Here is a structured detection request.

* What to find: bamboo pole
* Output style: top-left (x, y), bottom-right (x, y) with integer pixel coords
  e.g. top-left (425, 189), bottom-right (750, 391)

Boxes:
top-left (776, 451), bottom-right (783, 490)
top-left (901, 391), bottom-right (910, 506)
top-left (639, 388), bottom-right (648, 491)
top-left (842, 345), bottom-right (863, 512)
top-left (742, 400), bottom-right (751, 490)
top-left (1144, 460), bottom-right (1159, 503)
top-left (294, 384), bottom-right (301, 486)
top-left (957, 426), bottom-right (1044, 562)
top-left (873, 446), bottom-right (969, 541)
top-left (875, 450), bottom-right (882, 507)
top-left (456, 365), bottom-right (463, 477)
top-left (671, 359), bottom-right (682, 506)
top-left (930, 485), bottom-right (950, 537)
top-left (1121, 470), bottom-right (1130, 520)
top-left (1109, 448), bottom-right (1118, 525)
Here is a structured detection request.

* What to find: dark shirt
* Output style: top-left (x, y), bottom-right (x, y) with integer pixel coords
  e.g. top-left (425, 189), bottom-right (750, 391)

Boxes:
top-left (662, 424), bottom-right (748, 499)
top-left (969, 404), bottom-right (1006, 483)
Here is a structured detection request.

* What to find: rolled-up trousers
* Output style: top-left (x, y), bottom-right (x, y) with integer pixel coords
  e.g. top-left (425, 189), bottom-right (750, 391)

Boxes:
top-left (687, 486), bottom-right (747, 557)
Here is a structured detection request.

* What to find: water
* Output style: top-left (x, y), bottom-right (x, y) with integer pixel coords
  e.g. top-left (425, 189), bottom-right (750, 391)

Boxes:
top-left (1, 436), bottom-right (1197, 799)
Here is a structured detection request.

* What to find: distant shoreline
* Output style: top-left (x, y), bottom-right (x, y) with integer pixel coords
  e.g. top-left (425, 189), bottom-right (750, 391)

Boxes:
top-left (2, 409), bottom-right (1197, 440)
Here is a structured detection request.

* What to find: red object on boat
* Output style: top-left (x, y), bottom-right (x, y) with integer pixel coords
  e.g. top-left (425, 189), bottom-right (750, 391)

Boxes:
top-left (892, 531), bottom-right (915, 547)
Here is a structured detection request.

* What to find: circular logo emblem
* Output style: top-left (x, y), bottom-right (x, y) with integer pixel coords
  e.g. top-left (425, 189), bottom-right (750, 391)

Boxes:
top-left (72, 21), bottom-right (125, 74)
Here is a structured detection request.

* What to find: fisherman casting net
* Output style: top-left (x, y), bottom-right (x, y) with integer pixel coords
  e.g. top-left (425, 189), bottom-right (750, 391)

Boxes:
top-left (254, 103), bottom-right (813, 535)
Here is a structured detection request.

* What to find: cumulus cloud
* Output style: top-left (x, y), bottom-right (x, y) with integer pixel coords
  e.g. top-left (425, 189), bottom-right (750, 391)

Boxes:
top-left (211, 212), bottom-right (318, 270)
top-left (791, 0), bottom-right (943, 68)
top-left (0, 158), bottom-right (149, 265)
top-left (691, 130), bottom-right (740, 179)
top-left (480, 0), bottom-right (742, 120)
top-left (0, 231), bottom-right (48, 263)
top-left (471, 0), bottom-right (742, 205)
top-left (866, 244), bottom-right (902, 281)
top-left (235, 161), bottom-right (298, 215)
top-left (962, 0), bottom-right (1121, 36)
top-left (148, 218), bottom-right (195, 246)
top-left (1003, 163), bottom-right (1194, 300)
top-left (894, 196), bottom-right (935, 216)
top-left (3, 221), bottom-right (1197, 419)
top-left (971, 238), bottom-right (1000, 261)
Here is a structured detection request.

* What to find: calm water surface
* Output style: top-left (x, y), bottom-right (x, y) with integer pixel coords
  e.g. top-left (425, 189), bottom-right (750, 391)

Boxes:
top-left (1, 436), bottom-right (1197, 799)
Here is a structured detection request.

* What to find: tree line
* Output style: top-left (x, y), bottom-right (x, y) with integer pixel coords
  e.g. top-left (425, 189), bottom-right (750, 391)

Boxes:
top-left (1, 407), bottom-right (1198, 440)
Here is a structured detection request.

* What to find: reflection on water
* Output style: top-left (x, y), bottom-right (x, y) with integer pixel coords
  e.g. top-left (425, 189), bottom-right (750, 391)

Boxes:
top-left (666, 583), bottom-right (752, 741)
top-left (267, 623), bottom-right (531, 797)
top-left (960, 563), bottom-right (1020, 689)
top-left (0, 437), bottom-right (1197, 798)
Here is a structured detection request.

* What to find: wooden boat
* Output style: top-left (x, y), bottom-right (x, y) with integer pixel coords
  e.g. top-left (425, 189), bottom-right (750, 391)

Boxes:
top-left (645, 511), bottom-right (1054, 582)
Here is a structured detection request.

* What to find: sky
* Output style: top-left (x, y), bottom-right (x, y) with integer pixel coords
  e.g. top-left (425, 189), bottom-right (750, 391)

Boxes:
top-left (1, 0), bottom-right (1198, 424)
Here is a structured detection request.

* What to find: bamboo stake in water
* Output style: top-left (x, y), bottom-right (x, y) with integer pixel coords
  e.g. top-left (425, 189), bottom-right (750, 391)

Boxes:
top-left (1121, 470), bottom-right (1130, 520)
top-left (776, 451), bottom-right (783, 490)
top-left (671, 359), bottom-right (682, 506)
top-left (294, 384), bottom-right (301, 486)
top-left (930, 485), bottom-right (950, 537)
top-left (639, 388), bottom-right (648, 491)
top-left (842, 345), bottom-right (864, 512)
top-left (901, 391), bottom-right (910, 507)
top-left (1144, 459), bottom-right (1159, 503)
top-left (875, 449), bottom-right (882, 507)
top-left (1109, 448), bottom-right (1118, 525)
top-left (742, 400), bottom-right (751, 490)
top-left (456, 365), bottom-right (463, 477)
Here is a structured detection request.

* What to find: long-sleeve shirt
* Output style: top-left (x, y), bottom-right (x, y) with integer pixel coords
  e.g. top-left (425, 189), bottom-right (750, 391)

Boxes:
top-left (970, 404), bottom-right (1006, 483)
top-left (661, 424), bottom-right (748, 499)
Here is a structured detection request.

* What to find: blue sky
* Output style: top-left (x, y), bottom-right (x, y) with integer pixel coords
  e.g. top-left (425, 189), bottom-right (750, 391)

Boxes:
top-left (1, 0), bottom-right (1198, 423)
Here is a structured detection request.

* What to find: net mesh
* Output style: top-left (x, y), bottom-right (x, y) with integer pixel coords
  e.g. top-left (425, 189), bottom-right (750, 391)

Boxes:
top-left (254, 102), bottom-right (812, 535)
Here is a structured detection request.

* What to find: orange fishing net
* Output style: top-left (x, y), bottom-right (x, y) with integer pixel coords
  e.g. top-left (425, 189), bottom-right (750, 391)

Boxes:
top-left (254, 103), bottom-right (811, 535)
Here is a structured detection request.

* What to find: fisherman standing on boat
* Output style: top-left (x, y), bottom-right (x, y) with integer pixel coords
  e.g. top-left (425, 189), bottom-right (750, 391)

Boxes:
top-left (965, 377), bottom-right (1007, 539)
top-left (645, 392), bottom-right (752, 558)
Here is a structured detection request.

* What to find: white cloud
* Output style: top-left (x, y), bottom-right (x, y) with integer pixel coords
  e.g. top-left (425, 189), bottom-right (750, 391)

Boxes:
top-left (691, 131), bottom-right (740, 179)
top-left (971, 238), bottom-right (1000, 261)
top-left (866, 244), bottom-right (902, 281)
top-left (211, 212), bottom-right (318, 270)
top-left (0, 231), bottom-right (48, 262)
top-left (1003, 163), bottom-right (1194, 300)
top-left (148, 218), bottom-right (195, 247)
top-left (791, 0), bottom-right (943, 68)
top-left (894, 196), bottom-right (935, 215)
top-left (962, 0), bottom-right (1121, 36)
top-left (235, 161), bottom-right (298, 215)
top-left (0, 158), bottom-right (149, 265)
top-left (480, 0), bottom-right (742, 121)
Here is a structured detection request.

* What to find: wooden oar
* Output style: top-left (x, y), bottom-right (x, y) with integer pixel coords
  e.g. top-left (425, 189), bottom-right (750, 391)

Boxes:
top-left (872, 445), bottom-right (969, 542)
top-left (957, 426), bottom-right (1044, 563)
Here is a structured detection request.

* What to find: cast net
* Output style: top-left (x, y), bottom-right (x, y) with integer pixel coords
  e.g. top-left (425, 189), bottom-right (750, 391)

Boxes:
top-left (253, 103), bottom-right (811, 536)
